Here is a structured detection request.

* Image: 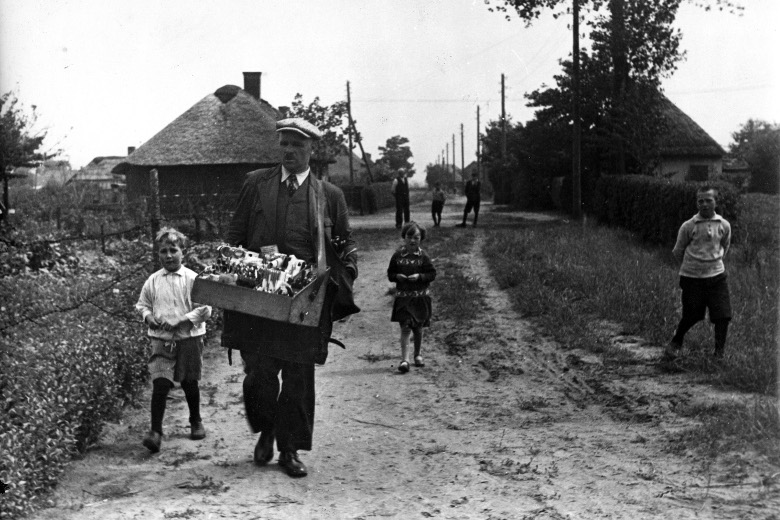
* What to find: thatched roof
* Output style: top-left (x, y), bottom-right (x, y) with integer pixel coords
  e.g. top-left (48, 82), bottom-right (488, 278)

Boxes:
top-left (70, 156), bottom-right (126, 183)
top-left (327, 145), bottom-right (373, 180)
top-left (117, 85), bottom-right (282, 168)
top-left (659, 95), bottom-right (724, 158)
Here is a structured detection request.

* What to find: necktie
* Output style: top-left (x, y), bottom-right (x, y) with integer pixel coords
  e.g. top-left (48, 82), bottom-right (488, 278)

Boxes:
top-left (286, 175), bottom-right (299, 197)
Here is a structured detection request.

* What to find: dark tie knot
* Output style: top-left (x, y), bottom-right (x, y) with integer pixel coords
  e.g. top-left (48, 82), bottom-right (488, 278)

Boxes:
top-left (286, 175), bottom-right (299, 197)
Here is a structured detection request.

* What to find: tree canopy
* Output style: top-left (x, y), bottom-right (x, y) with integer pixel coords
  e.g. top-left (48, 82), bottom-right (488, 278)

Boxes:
top-left (377, 135), bottom-right (415, 180)
top-left (730, 119), bottom-right (780, 194)
top-left (287, 93), bottom-right (348, 179)
top-left (1, 91), bottom-right (49, 169)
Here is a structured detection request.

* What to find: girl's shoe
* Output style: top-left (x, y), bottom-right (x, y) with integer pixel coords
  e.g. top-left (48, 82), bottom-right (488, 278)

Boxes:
top-left (398, 361), bottom-right (410, 373)
top-left (143, 430), bottom-right (162, 453)
top-left (414, 356), bottom-right (425, 367)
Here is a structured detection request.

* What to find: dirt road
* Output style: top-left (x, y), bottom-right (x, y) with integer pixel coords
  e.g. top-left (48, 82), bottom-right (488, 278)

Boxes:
top-left (30, 198), bottom-right (777, 519)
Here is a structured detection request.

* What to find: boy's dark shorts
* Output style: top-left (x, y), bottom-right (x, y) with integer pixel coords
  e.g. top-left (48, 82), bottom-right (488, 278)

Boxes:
top-left (679, 273), bottom-right (731, 322)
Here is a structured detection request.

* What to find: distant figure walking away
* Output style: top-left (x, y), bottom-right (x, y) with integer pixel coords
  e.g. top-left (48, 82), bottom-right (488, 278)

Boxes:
top-left (387, 221), bottom-right (437, 373)
top-left (664, 186), bottom-right (732, 361)
top-left (456, 172), bottom-right (481, 227)
top-left (391, 171), bottom-right (411, 229)
top-left (431, 182), bottom-right (446, 227)
top-left (136, 227), bottom-right (212, 453)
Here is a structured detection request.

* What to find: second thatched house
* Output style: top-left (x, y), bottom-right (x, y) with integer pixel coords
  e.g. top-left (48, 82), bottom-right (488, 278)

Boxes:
top-left (67, 155), bottom-right (127, 205)
top-left (115, 72), bottom-right (282, 206)
top-left (655, 95), bottom-right (725, 181)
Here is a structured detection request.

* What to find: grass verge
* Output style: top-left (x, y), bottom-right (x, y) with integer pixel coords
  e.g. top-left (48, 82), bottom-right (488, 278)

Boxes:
top-left (481, 219), bottom-right (777, 395)
top-left (474, 206), bottom-right (778, 464)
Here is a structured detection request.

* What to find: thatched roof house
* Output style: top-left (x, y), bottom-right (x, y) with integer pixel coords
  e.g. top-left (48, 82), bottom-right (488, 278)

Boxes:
top-left (68, 155), bottom-right (127, 204)
top-left (115, 72), bottom-right (282, 204)
top-left (655, 94), bottom-right (725, 181)
top-left (326, 145), bottom-right (374, 185)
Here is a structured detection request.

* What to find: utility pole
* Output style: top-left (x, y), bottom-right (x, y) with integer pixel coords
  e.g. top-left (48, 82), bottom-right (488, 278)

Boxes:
top-left (572, 0), bottom-right (582, 220)
top-left (346, 81), bottom-right (354, 184)
top-left (149, 169), bottom-right (162, 271)
top-left (460, 123), bottom-right (465, 175)
top-left (348, 118), bottom-right (373, 184)
top-left (476, 106), bottom-right (481, 180)
top-left (445, 143), bottom-right (449, 175)
top-left (452, 134), bottom-right (456, 183)
top-left (501, 73), bottom-right (507, 159)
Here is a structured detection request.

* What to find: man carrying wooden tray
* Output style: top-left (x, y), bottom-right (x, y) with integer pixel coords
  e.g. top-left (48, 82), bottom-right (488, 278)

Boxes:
top-left (223, 117), bottom-right (359, 478)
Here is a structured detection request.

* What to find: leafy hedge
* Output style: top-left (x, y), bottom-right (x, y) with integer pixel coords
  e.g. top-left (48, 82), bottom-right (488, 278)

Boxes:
top-left (338, 182), bottom-right (395, 214)
top-left (0, 323), bottom-right (148, 518)
top-left (0, 229), bottom-right (225, 518)
top-left (0, 233), bottom-right (153, 518)
top-left (592, 175), bottom-right (742, 245)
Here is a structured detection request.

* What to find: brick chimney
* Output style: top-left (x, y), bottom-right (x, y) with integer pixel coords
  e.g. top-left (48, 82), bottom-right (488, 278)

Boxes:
top-left (127, 146), bottom-right (136, 155)
top-left (278, 106), bottom-right (290, 118)
top-left (243, 72), bottom-right (262, 100)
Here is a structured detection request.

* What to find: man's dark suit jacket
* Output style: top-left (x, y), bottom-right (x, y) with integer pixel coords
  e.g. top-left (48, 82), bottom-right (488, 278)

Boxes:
top-left (223, 165), bottom-right (359, 364)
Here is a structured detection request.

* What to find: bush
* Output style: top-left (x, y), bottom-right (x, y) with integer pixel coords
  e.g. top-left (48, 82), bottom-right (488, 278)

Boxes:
top-left (592, 175), bottom-right (742, 245)
top-left (0, 233), bottom-right (151, 518)
top-left (0, 324), bottom-right (148, 518)
top-left (365, 182), bottom-right (394, 214)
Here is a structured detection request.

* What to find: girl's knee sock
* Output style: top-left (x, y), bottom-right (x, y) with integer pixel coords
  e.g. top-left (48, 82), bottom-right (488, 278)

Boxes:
top-left (151, 378), bottom-right (173, 434)
top-left (180, 379), bottom-right (201, 424)
top-left (413, 327), bottom-right (423, 358)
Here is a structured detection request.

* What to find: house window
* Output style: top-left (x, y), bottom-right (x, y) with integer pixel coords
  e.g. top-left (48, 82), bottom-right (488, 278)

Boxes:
top-left (686, 164), bottom-right (709, 182)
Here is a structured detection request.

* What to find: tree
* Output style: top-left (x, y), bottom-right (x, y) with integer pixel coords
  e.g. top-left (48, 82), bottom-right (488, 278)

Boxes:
top-left (1, 91), bottom-right (54, 221)
top-left (730, 119), bottom-right (780, 194)
top-left (486, 0), bottom-right (740, 177)
top-left (377, 135), bottom-right (415, 180)
top-left (287, 94), bottom-right (349, 179)
top-left (424, 163), bottom-right (450, 188)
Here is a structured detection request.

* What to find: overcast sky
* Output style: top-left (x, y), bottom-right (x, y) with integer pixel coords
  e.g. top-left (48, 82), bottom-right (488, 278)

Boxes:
top-left (1, 0), bottom-right (777, 184)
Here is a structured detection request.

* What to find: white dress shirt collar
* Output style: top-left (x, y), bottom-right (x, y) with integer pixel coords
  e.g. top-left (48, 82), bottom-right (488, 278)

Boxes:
top-left (163, 265), bottom-right (185, 276)
top-left (281, 166), bottom-right (310, 185)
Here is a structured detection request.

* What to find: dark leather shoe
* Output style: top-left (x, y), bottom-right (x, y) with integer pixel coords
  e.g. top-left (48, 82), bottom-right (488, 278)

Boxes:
top-left (142, 430), bottom-right (161, 453)
top-left (278, 451), bottom-right (308, 477)
top-left (253, 431), bottom-right (275, 466)
top-left (190, 421), bottom-right (206, 440)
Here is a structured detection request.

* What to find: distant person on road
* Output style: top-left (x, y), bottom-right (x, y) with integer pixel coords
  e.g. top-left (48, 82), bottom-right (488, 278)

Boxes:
top-left (391, 170), bottom-right (411, 229)
top-left (387, 221), bottom-right (437, 373)
top-left (136, 227), bottom-right (212, 454)
top-left (664, 186), bottom-right (732, 361)
top-left (456, 172), bottom-right (481, 228)
top-left (431, 182), bottom-right (446, 227)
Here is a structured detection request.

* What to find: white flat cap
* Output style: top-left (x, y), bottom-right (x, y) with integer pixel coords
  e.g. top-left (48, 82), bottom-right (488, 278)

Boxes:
top-left (275, 118), bottom-right (322, 140)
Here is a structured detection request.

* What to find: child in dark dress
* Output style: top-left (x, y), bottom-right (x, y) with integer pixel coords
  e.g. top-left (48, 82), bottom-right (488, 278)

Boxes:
top-left (387, 221), bottom-right (437, 373)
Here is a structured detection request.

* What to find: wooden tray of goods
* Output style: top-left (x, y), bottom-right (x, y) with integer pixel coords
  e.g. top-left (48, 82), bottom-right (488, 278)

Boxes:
top-left (191, 245), bottom-right (328, 328)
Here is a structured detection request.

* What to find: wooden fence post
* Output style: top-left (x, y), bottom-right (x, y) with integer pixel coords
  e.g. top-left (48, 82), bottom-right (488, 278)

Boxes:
top-left (100, 223), bottom-right (106, 254)
top-left (149, 169), bottom-right (161, 270)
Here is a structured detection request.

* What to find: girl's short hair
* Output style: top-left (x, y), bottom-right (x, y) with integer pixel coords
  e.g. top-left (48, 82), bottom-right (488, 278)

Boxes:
top-left (401, 221), bottom-right (426, 241)
top-left (155, 227), bottom-right (188, 248)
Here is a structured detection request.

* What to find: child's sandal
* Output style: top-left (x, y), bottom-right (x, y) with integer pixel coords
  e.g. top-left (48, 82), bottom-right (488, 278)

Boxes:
top-left (414, 356), bottom-right (425, 367)
top-left (398, 361), bottom-right (410, 373)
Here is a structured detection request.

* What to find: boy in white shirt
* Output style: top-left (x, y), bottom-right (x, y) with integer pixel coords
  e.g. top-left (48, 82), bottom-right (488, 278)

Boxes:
top-left (664, 186), bottom-right (731, 360)
top-left (136, 227), bottom-right (212, 452)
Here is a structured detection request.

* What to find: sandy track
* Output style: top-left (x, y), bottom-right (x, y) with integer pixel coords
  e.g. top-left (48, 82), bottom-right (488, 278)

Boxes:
top-left (29, 199), bottom-right (777, 520)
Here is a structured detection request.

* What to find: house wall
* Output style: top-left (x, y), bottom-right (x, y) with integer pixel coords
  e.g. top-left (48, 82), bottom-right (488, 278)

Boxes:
top-left (125, 163), bottom-right (275, 201)
top-left (655, 156), bottom-right (723, 182)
